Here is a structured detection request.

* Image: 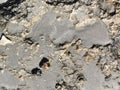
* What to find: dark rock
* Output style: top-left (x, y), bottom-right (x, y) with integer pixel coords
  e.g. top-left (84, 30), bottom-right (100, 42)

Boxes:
top-left (55, 83), bottom-right (62, 89)
top-left (25, 58), bottom-right (62, 90)
top-left (77, 73), bottom-right (86, 81)
top-left (82, 61), bottom-right (105, 90)
top-left (39, 57), bottom-right (50, 68)
top-left (31, 67), bottom-right (42, 76)
top-left (109, 5), bottom-right (116, 16)
top-left (24, 37), bottom-right (34, 45)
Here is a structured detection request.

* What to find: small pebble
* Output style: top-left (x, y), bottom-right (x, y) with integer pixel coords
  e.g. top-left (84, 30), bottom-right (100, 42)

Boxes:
top-left (24, 37), bottom-right (34, 45)
top-left (55, 83), bottom-right (62, 89)
top-left (77, 73), bottom-right (86, 81)
top-left (31, 67), bottom-right (42, 76)
top-left (39, 57), bottom-right (50, 69)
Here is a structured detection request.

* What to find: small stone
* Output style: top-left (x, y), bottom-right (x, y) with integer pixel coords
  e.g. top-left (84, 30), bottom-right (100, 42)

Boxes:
top-left (39, 57), bottom-right (50, 69)
top-left (24, 37), bottom-right (34, 45)
top-left (76, 73), bottom-right (86, 82)
top-left (105, 74), bottom-right (112, 81)
top-left (55, 83), bottom-right (62, 89)
top-left (0, 34), bottom-right (12, 46)
top-left (109, 5), bottom-right (116, 16)
top-left (31, 67), bottom-right (42, 76)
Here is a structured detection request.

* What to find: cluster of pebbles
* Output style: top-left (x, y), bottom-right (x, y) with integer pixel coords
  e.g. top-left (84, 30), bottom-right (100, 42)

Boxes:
top-left (0, 0), bottom-right (120, 90)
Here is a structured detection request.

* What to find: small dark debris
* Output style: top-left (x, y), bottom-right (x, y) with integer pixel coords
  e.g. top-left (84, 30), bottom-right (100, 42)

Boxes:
top-left (65, 50), bottom-right (71, 56)
top-left (0, 68), bottom-right (3, 70)
top-left (31, 67), bottom-right (42, 76)
top-left (55, 83), bottom-right (62, 89)
top-left (109, 11), bottom-right (116, 16)
top-left (105, 74), bottom-right (112, 81)
top-left (24, 37), bottom-right (34, 45)
top-left (39, 57), bottom-right (50, 68)
top-left (77, 73), bottom-right (86, 81)
top-left (47, 63), bottom-right (50, 67)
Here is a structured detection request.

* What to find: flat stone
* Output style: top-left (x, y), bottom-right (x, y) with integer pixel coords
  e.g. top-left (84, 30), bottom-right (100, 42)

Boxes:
top-left (7, 22), bottom-right (24, 35)
top-left (82, 61), bottom-right (105, 90)
top-left (5, 45), bottom-right (20, 68)
top-left (76, 19), bottom-right (111, 48)
top-left (0, 70), bottom-right (19, 89)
